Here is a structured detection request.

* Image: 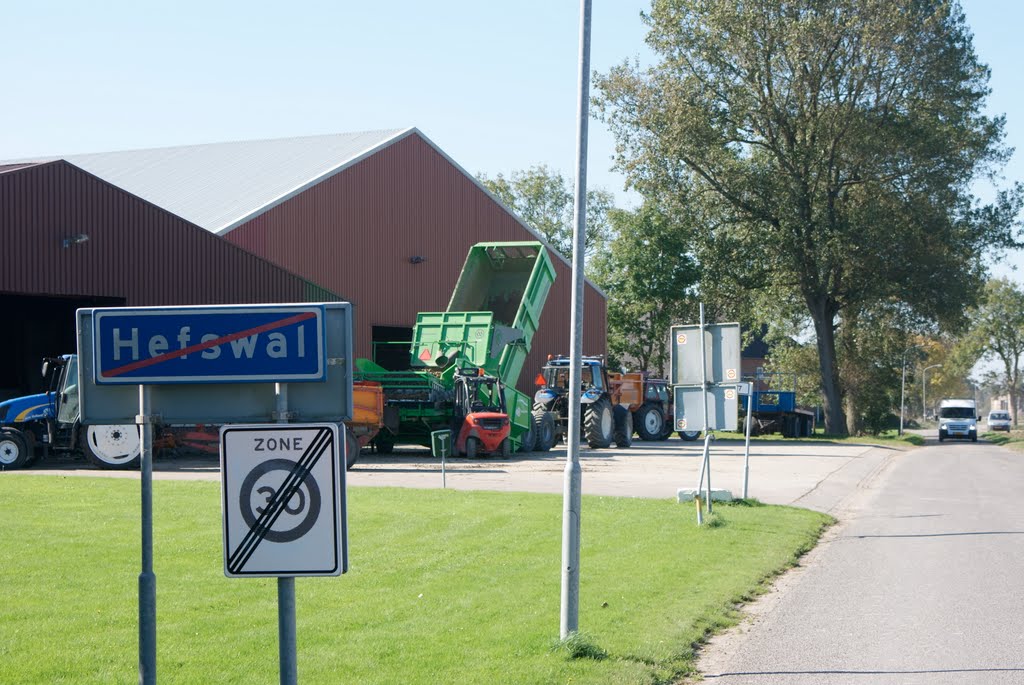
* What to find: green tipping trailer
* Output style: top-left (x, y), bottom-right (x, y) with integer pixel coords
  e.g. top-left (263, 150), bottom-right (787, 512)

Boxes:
top-left (356, 242), bottom-right (555, 452)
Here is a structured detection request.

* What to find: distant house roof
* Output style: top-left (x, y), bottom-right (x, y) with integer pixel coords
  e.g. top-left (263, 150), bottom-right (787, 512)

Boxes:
top-left (5, 129), bottom-right (410, 234)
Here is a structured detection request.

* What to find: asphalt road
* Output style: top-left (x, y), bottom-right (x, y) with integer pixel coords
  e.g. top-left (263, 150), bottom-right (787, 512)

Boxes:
top-left (697, 436), bottom-right (1024, 684)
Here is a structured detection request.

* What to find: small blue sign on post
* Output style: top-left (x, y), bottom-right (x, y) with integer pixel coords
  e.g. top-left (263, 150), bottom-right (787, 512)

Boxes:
top-left (93, 305), bottom-right (326, 385)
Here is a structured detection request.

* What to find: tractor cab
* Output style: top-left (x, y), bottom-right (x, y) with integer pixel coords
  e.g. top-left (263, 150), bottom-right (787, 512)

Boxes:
top-left (451, 368), bottom-right (511, 458)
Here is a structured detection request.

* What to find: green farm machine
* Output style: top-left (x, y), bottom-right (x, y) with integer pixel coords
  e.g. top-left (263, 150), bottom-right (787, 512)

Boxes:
top-left (354, 241), bottom-right (556, 454)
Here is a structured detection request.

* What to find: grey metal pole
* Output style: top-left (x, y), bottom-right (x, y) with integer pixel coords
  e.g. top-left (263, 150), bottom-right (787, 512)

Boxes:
top-left (138, 385), bottom-right (156, 685)
top-left (561, 0), bottom-right (591, 641)
top-left (698, 304), bottom-right (712, 514)
top-left (742, 384), bottom-right (753, 499)
top-left (276, 383), bottom-right (298, 685)
top-left (899, 358), bottom-right (907, 437)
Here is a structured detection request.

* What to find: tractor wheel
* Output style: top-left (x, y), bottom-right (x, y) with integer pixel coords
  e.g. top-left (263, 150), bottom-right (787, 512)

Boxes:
top-left (465, 436), bottom-right (479, 459)
top-left (584, 398), bottom-right (614, 449)
top-left (533, 409), bottom-right (556, 452)
top-left (679, 430), bottom-right (701, 441)
top-left (613, 405), bottom-right (633, 448)
top-left (518, 413), bottom-right (538, 453)
top-left (345, 430), bottom-right (360, 470)
top-left (635, 403), bottom-right (664, 441)
top-left (82, 424), bottom-right (141, 470)
top-left (500, 438), bottom-right (511, 458)
top-left (0, 430), bottom-right (30, 470)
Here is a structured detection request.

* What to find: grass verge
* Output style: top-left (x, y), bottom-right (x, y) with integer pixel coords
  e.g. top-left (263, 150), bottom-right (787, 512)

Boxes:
top-left (0, 475), bottom-right (830, 684)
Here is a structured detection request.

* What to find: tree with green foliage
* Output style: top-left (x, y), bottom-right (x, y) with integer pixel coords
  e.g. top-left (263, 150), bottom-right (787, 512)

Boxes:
top-left (595, 0), bottom-right (1021, 435)
top-left (962, 278), bottom-right (1024, 425)
top-left (590, 202), bottom-right (700, 375)
top-left (478, 165), bottom-right (614, 262)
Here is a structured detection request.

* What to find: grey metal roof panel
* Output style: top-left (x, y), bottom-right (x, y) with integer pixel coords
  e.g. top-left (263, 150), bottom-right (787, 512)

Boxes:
top-left (12, 129), bottom-right (410, 233)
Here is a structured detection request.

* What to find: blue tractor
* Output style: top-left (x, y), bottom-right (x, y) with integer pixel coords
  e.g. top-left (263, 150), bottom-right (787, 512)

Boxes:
top-left (0, 355), bottom-right (141, 470)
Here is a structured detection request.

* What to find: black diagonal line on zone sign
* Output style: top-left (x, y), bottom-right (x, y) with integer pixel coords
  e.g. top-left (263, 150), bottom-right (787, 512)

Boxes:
top-left (228, 428), bottom-right (332, 574)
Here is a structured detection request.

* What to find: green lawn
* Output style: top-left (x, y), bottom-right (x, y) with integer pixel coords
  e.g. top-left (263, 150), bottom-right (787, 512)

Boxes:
top-left (0, 475), bottom-right (830, 684)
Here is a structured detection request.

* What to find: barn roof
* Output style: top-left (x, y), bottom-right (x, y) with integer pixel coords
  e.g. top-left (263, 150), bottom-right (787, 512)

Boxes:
top-left (6, 129), bottom-right (410, 234)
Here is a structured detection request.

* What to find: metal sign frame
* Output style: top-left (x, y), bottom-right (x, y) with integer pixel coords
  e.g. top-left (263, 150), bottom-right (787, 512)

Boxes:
top-left (77, 303), bottom-right (353, 425)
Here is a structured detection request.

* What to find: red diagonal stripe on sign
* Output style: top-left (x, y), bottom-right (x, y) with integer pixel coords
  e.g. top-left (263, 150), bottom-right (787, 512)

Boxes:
top-left (102, 311), bottom-right (317, 378)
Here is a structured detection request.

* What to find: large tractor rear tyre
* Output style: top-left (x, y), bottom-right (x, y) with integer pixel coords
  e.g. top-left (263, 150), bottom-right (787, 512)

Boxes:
top-left (0, 430), bottom-right (30, 470)
top-left (533, 409), bottom-right (556, 452)
top-left (613, 405), bottom-right (633, 448)
top-left (584, 398), bottom-right (614, 449)
top-left (82, 424), bottom-right (141, 470)
top-left (635, 403), bottom-right (665, 441)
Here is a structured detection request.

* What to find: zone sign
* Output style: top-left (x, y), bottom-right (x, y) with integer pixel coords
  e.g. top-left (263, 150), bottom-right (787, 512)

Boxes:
top-left (220, 423), bottom-right (346, 578)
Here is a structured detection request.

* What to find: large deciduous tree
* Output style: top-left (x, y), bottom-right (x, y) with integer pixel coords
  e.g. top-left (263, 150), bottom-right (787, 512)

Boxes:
top-left (591, 202), bottom-right (699, 375)
top-left (595, 0), bottom-right (1021, 434)
top-left (478, 165), bottom-right (614, 262)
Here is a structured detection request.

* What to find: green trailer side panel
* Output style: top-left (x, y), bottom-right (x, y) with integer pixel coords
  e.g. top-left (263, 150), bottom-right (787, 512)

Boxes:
top-left (445, 242), bottom-right (556, 388)
top-left (410, 311), bottom-right (494, 368)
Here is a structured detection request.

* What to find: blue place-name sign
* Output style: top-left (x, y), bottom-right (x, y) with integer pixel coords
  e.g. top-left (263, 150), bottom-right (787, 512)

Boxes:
top-left (93, 305), bottom-right (326, 385)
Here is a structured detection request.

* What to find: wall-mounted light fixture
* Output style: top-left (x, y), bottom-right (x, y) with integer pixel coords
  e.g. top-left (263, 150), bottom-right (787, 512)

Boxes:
top-left (62, 233), bottom-right (90, 248)
top-left (409, 255), bottom-right (426, 264)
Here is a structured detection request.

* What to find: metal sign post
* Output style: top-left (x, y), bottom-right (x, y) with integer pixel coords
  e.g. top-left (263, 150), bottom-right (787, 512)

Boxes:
top-left (697, 304), bottom-right (713, 516)
top-left (138, 384), bottom-right (156, 685)
top-left (276, 384), bottom-right (297, 685)
top-left (740, 382), bottom-right (753, 499)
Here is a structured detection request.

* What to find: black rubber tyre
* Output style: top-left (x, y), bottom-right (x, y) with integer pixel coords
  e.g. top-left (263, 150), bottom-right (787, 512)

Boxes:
top-left (533, 409), bottom-right (556, 452)
top-left (970, 431), bottom-right (977, 443)
top-left (82, 425), bottom-right (141, 470)
top-left (613, 405), bottom-right (633, 448)
top-left (0, 430), bottom-right (30, 470)
top-left (518, 413), bottom-right (538, 453)
top-left (374, 437), bottom-right (394, 454)
top-left (635, 403), bottom-right (664, 441)
top-left (679, 430), bottom-right (701, 441)
top-left (466, 436), bottom-right (479, 459)
top-left (500, 438), bottom-right (511, 458)
top-left (584, 398), bottom-right (614, 448)
top-left (938, 430), bottom-right (946, 442)
top-left (345, 430), bottom-right (360, 469)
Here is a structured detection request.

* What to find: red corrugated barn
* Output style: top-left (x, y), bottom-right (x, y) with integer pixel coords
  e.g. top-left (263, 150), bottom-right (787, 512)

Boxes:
top-left (1, 129), bottom-right (607, 398)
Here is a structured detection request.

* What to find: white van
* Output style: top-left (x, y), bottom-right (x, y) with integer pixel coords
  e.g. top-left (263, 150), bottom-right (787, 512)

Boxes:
top-left (987, 410), bottom-right (1012, 432)
top-left (938, 398), bottom-right (979, 442)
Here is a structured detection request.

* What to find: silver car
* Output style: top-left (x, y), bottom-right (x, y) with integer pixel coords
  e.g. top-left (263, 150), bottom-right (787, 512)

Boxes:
top-left (987, 410), bottom-right (1012, 432)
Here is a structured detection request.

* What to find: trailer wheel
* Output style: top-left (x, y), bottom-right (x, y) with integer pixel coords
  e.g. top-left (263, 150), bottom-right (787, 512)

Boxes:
top-left (533, 409), bottom-right (556, 452)
top-left (518, 413), bottom-right (538, 453)
top-left (679, 430), bottom-right (701, 441)
top-left (82, 424), bottom-right (141, 470)
top-left (584, 398), bottom-right (614, 449)
top-left (0, 430), bottom-right (30, 469)
top-left (635, 403), bottom-right (664, 441)
top-left (345, 430), bottom-right (360, 470)
top-left (613, 405), bottom-right (633, 448)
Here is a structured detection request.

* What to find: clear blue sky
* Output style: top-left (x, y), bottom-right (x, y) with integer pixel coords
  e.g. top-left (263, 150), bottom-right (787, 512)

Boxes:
top-left (2, 1), bottom-right (1020, 276)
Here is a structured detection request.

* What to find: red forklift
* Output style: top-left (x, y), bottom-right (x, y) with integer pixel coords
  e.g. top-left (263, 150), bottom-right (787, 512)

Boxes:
top-left (451, 368), bottom-right (511, 458)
